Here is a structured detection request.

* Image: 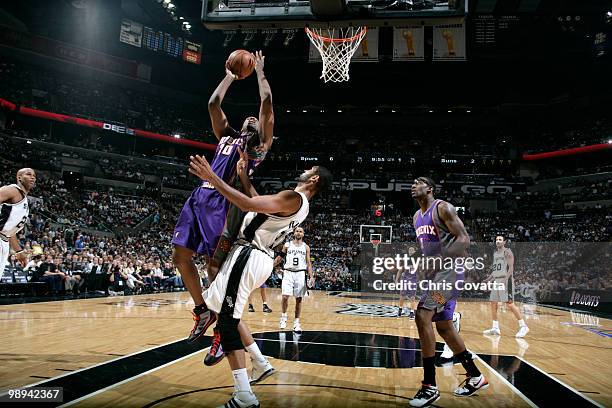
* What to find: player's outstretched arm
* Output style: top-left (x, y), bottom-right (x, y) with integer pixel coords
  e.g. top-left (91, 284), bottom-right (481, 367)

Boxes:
top-left (237, 148), bottom-right (258, 197)
top-left (437, 202), bottom-right (470, 257)
top-left (254, 50), bottom-right (274, 152)
top-left (189, 155), bottom-right (301, 215)
top-left (208, 66), bottom-right (238, 140)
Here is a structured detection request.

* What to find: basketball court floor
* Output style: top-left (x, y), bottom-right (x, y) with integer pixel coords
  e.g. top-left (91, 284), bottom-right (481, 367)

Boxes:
top-left (0, 290), bottom-right (609, 407)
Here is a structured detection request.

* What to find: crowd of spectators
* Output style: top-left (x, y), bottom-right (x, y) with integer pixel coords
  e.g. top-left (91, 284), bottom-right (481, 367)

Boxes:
top-left (0, 60), bottom-right (211, 142)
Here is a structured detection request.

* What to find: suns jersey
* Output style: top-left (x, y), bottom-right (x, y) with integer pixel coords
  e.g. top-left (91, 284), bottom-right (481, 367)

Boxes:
top-left (492, 248), bottom-right (510, 279)
top-left (284, 241), bottom-right (308, 272)
top-left (0, 184), bottom-right (29, 239)
top-left (200, 129), bottom-right (265, 189)
top-left (238, 191), bottom-right (309, 257)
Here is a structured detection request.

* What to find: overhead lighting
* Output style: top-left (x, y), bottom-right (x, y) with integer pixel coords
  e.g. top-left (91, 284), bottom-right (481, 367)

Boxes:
top-left (320, 109), bottom-right (324, 113)
top-left (608, 139), bottom-right (612, 144)
top-left (447, 110), bottom-right (452, 113)
top-left (375, 109), bottom-right (379, 113)
top-left (286, 109), bottom-right (291, 113)
top-left (183, 21), bottom-right (188, 25)
top-left (428, 109), bottom-right (433, 113)
top-left (26, 140), bottom-right (32, 144)
top-left (391, 109), bottom-right (396, 113)
top-left (163, 0), bottom-right (170, 3)
top-left (173, 134), bottom-right (181, 139)
top-left (179, 16), bottom-right (184, 20)
top-left (185, 24), bottom-right (191, 28)
top-left (466, 109), bottom-right (471, 113)
top-left (337, 109), bottom-right (342, 113)
top-left (302, 110), bottom-right (307, 113)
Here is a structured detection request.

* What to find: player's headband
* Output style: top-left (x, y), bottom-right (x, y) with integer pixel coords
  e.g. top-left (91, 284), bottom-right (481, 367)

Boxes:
top-left (416, 177), bottom-right (435, 189)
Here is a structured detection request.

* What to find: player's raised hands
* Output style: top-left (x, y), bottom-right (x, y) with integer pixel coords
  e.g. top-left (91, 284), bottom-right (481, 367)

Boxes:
top-left (189, 155), bottom-right (215, 181)
top-left (254, 50), bottom-right (265, 75)
top-left (225, 60), bottom-right (238, 80)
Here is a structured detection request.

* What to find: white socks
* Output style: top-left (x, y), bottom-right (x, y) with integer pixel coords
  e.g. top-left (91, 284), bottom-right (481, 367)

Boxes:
top-left (232, 368), bottom-right (252, 393)
top-left (281, 313), bottom-right (287, 318)
top-left (518, 319), bottom-right (527, 327)
top-left (246, 342), bottom-right (268, 368)
top-left (492, 320), bottom-right (499, 329)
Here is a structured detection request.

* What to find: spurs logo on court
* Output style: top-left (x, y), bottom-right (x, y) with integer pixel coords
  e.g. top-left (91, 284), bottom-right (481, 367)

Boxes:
top-left (569, 291), bottom-right (600, 308)
top-left (336, 303), bottom-right (402, 318)
top-left (225, 296), bottom-right (234, 309)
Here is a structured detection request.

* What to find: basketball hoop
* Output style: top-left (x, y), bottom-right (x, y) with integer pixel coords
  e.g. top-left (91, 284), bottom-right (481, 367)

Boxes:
top-left (305, 26), bottom-right (367, 83)
top-left (371, 239), bottom-right (381, 256)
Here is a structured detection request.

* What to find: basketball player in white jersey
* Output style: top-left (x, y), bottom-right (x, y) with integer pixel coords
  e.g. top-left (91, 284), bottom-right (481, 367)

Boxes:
top-left (188, 152), bottom-right (332, 408)
top-left (0, 168), bottom-right (36, 275)
top-left (483, 235), bottom-right (529, 338)
top-left (275, 226), bottom-right (314, 333)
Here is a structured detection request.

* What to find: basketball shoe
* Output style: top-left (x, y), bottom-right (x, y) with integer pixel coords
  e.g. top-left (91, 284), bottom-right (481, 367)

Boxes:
top-left (249, 362), bottom-right (275, 384)
top-left (203, 328), bottom-right (225, 366)
top-left (409, 384), bottom-right (440, 407)
top-left (187, 305), bottom-right (217, 342)
top-left (248, 304), bottom-right (255, 313)
top-left (293, 320), bottom-right (302, 333)
top-left (483, 327), bottom-right (501, 335)
top-left (515, 325), bottom-right (529, 338)
top-left (279, 314), bottom-right (287, 329)
top-left (263, 304), bottom-right (272, 313)
top-left (454, 374), bottom-right (489, 397)
top-left (217, 391), bottom-right (259, 408)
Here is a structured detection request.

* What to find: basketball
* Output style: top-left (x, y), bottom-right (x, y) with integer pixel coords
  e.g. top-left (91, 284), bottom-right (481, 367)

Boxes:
top-left (227, 49), bottom-right (255, 79)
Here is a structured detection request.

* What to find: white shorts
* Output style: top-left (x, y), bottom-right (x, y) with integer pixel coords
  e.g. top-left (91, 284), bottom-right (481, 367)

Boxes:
top-left (203, 244), bottom-right (272, 320)
top-left (282, 270), bottom-right (307, 298)
top-left (490, 277), bottom-right (514, 303)
top-left (0, 240), bottom-right (9, 276)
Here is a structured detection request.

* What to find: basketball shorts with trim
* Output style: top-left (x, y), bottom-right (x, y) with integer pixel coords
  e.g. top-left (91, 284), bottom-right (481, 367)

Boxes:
top-left (0, 240), bottom-right (9, 275)
top-left (203, 244), bottom-right (273, 320)
top-left (490, 277), bottom-right (514, 302)
top-left (282, 270), bottom-right (307, 298)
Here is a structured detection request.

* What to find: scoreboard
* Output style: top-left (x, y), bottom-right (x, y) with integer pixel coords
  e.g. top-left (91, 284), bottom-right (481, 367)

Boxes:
top-left (121, 19), bottom-right (201, 64)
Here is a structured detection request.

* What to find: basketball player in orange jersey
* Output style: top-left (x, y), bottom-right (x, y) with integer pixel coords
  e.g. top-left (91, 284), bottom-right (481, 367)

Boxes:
top-left (172, 51), bottom-right (274, 367)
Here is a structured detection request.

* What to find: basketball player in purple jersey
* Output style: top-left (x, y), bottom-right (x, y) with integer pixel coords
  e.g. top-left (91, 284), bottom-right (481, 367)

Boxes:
top-left (409, 177), bottom-right (488, 407)
top-left (172, 51), bottom-right (274, 361)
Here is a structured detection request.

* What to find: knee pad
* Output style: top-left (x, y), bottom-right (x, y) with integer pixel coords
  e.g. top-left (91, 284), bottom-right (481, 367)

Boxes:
top-left (217, 314), bottom-right (242, 352)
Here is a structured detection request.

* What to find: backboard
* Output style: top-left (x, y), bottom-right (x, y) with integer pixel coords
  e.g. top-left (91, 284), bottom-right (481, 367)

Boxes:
top-left (201, 0), bottom-right (468, 30)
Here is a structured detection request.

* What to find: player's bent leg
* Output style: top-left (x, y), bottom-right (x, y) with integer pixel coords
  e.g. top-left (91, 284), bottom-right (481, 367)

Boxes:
top-left (220, 319), bottom-right (260, 408)
top-left (172, 245), bottom-right (204, 304)
top-left (434, 320), bottom-right (489, 397)
top-left (237, 321), bottom-right (275, 384)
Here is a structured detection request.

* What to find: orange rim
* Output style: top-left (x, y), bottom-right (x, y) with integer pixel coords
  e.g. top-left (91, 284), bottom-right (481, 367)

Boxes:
top-left (305, 26), bottom-right (367, 43)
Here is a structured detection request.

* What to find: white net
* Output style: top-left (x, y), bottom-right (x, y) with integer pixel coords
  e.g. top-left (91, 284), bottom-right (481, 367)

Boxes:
top-left (306, 26), bottom-right (367, 83)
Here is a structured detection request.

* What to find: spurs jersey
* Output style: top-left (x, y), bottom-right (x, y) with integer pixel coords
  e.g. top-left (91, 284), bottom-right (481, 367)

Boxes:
top-left (492, 248), bottom-right (510, 280)
top-left (284, 241), bottom-right (308, 272)
top-left (238, 191), bottom-right (309, 257)
top-left (0, 184), bottom-right (29, 240)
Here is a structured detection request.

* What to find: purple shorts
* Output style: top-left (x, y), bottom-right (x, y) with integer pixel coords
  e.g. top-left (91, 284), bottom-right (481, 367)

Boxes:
top-left (172, 187), bottom-right (229, 256)
top-left (418, 297), bottom-right (457, 322)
